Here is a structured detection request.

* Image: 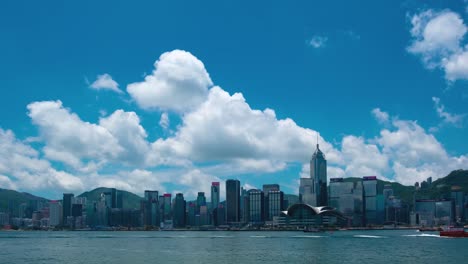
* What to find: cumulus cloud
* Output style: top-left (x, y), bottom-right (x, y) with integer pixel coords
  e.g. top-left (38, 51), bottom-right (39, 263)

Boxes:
top-left (152, 86), bottom-right (341, 170)
top-left (308, 35), bottom-right (328, 48)
top-left (0, 129), bottom-right (84, 192)
top-left (407, 9), bottom-right (468, 82)
top-left (127, 50), bottom-right (213, 112)
top-left (90, 73), bottom-right (122, 93)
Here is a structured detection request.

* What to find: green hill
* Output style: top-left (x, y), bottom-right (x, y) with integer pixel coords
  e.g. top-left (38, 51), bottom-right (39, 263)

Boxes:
top-left (78, 187), bottom-right (143, 209)
top-left (0, 188), bottom-right (49, 214)
top-left (416, 169), bottom-right (468, 200)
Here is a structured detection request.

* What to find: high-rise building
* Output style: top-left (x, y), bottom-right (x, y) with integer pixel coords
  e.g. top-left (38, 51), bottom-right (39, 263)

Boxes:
top-left (62, 193), bottom-right (74, 226)
top-left (211, 182), bottom-right (220, 210)
top-left (299, 178), bottom-right (315, 206)
top-left (163, 194), bottom-right (172, 221)
top-left (329, 178), bottom-right (354, 218)
top-left (197, 192), bottom-right (206, 211)
top-left (310, 143), bottom-right (327, 206)
top-left (143, 190), bottom-right (159, 227)
top-left (249, 190), bottom-right (264, 224)
top-left (451, 189), bottom-right (465, 223)
top-left (363, 176), bottom-right (378, 226)
top-left (226, 179), bottom-right (240, 224)
top-left (49, 201), bottom-right (62, 227)
top-left (262, 184), bottom-right (280, 221)
top-left (173, 193), bottom-right (186, 228)
top-left (267, 190), bottom-right (283, 221)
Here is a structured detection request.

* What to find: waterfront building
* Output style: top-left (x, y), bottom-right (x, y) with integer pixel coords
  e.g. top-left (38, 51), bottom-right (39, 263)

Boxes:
top-left (199, 205), bottom-right (209, 226)
top-left (267, 190), bottom-right (284, 221)
top-left (163, 193), bottom-right (172, 221)
top-left (329, 178), bottom-right (354, 224)
top-left (226, 179), bottom-right (241, 224)
top-left (363, 176), bottom-right (378, 226)
top-left (49, 201), bottom-right (62, 227)
top-left (0, 212), bottom-right (10, 226)
top-left (263, 184), bottom-right (280, 222)
top-left (211, 182), bottom-right (220, 211)
top-left (435, 200), bottom-right (454, 226)
top-left (451, 189), bottom-right (465, 223)
top-left (186, 202), bottom-right (195, 226)
top-left (415, 200), bottom-right (436, 226)
top-left (249, 190), bottom-right (264, 225)
top-left (173, 193), bottom-right (186, 228)
top-left (143, 190), bottom-right (159, 227)
top-left (352, 181), bottom-right (364, 226)
top-left (62, 193), bottom-right (74, 227)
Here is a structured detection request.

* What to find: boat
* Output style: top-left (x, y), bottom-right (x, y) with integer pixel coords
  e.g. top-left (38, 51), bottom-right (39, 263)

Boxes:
top-left (439, 227), bottom-right (468, 238)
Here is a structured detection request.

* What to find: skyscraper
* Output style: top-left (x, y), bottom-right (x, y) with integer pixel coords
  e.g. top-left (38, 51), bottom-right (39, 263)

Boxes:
top-left (173, 193), bottom-right (186, 228)
top-left (143, 190), bottom-right (159, 227)
top-left (211, 182), bottom-right (220, 210)
top-left (311, 142), bottom-right (327, 206)
top-left (299, 178), bottom-right (315, 206)
top-left (62, 193), bottom-right (74, 226)
top-left (267, 190), bottom-right (284, 221)
top-left (363, 176), bottom-right (378, 225)
top-left (226, 179), bottom-right (240, 224)
top-left (248, 190), bottom-right (264, 224)
top-left (49, 201), bottom-right (62, 227)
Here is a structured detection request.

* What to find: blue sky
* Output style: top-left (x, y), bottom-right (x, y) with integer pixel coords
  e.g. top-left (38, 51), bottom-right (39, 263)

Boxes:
top-left (0, 0), bottom-right (467, 200)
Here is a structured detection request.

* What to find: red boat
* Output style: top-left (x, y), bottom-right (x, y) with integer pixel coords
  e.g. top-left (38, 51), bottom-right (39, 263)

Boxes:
top-left (439, 227), bottom-right (468, 238)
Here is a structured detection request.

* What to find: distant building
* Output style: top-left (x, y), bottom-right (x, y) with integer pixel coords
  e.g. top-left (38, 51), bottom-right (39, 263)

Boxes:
top-left (299, 178), bottom-right (315, 206)
top-left (143, 190), bottom-right (159, 227)
top-left (267, 190), bottom-right (284, 221)
top-left (49, 201), bottom-right (62, 227)
top-left (211, 182), bottom-right (220, 211)
top-left (163, 194), bottom-right (172, 221)
top-left (249, 190), bottom-right (264, 225)
top-left (363, 176), bottom-right (378, 226)
top-left (62, 193), bottom-right (74, 227)
top-left (263, 184), bottom-right (280, 221)
top-left (173, 193), bottom-right (186, 228)
top-left (311, 143), bottom-right (327, 206)
top-left (226, 179), bottom-right (241, 224)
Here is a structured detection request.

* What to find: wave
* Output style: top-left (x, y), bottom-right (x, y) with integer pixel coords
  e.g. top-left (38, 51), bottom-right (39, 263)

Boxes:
top-left (402, 234), bottom-right (440, 238)
top-left (353, 235), bottom-right (385, 238)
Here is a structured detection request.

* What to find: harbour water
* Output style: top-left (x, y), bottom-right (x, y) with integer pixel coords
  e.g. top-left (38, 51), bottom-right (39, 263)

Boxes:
top-left (1, 229), bottom-right (468, 264)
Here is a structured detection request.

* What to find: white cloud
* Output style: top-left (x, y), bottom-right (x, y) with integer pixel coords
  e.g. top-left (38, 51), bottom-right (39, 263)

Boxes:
top-left (153, 86), bottom-right (341, 170)
top-left (127, 50), bottom-right (213, 112)
top-left (408, 9), bottom-right (468, 82)
top-left (444, 50), bottom-right (468, 81)
top-left (432, 97), bottom-right (464, 126)
top-left (0, 128), bottom-right (84, 192)
top-left (159, 112), bottom-right (170, 130)
top-left (90, 73), bottom-right (122, 93)
top-left (371, 108), bottom-right (390, 124)
top-left (309, 35), bottom-right (328, 48)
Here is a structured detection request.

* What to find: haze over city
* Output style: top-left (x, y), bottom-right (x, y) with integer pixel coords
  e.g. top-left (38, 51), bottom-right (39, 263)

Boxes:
top-left (1, 1), bottom-right (468, 200)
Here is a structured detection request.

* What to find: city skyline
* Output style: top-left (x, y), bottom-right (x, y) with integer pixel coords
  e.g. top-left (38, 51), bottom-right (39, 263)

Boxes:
top-left (1, 1), bottom-right (468, 200)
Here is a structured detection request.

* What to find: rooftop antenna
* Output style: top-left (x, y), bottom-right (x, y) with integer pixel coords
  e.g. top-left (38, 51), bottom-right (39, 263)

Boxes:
top-left (316, 132), bottom-right (319, 148)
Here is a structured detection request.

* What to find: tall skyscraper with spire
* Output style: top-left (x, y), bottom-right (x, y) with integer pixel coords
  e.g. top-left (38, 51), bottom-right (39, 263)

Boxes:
top-left (310, 137), bottom-right (327, 206)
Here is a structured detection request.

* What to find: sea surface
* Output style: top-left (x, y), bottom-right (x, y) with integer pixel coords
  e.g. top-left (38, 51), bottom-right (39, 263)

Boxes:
top-left (1, 229), bottom-right (468, 264)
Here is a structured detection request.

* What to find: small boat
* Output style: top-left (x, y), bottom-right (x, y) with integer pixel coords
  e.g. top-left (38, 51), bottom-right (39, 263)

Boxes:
top-left (439, 227), bottom-right (468, 238)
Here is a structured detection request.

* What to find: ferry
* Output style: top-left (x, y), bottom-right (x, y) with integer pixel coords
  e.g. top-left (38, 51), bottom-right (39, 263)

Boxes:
top-left (439, 227), bottom-right (468, 238)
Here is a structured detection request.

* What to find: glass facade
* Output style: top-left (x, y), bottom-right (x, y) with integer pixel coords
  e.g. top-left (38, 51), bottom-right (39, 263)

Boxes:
top-left (249, 190), bottom-right (264, 224)
top-left (226, 179), bottom-right (240, 223)
top-left (173, 193), bottom-right (186, 228)
top-left (268, 191), bottom-right (283, 221)
top-left (310, 144), bottom-right (327, 206)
